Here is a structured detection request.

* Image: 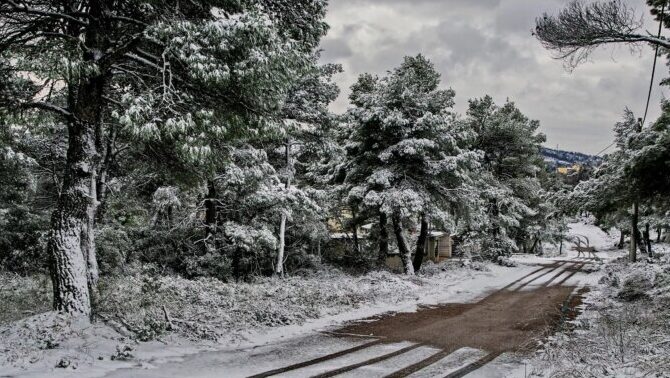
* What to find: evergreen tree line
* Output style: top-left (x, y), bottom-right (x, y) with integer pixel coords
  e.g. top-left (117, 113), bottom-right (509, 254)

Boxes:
top-left (2, 0), bottom-right (668, 318)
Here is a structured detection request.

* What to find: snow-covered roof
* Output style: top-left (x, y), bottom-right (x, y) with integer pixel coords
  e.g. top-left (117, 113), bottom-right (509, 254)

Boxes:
top-left (360, 223), bottom-right (374, 230)
top-left (330, 232), bottom-right (368, 240)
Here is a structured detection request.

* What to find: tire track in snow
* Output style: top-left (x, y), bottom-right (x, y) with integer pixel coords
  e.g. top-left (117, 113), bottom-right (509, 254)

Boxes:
top-left (248, 258), bottom-right (590, 378)
top-left (511, 260), bottom-right (570, 291)
top-left (246, 339), bottom-right (382, 378)
top-left (442, 351), bottom-right (502, 378)
top-left (309, 343), bottom-right (423, 378)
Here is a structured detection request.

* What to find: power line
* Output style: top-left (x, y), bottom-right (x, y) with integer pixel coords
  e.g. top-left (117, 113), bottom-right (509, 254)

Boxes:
top-left (641, 2), bottom-right (666, 127)
top-left (598, 3), bottom-right (666, 158)
top-left (595, 141), bottom-right (615, 157)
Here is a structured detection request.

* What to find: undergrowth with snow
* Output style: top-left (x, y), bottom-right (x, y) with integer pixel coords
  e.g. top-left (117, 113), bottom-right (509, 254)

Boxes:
top-left (0, 260), bottom-right (488, 373)
top-left (529, 244), bottom-right (670, 377)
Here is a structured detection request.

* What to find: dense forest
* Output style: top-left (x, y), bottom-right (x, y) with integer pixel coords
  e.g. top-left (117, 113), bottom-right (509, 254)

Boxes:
top-left (0, 0), bottom-right (669, 376)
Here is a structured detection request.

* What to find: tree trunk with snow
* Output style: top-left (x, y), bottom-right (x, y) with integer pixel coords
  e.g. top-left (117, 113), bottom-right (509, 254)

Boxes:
top-left (276, 138), bottom-right (292, 276)
top-left (412, 213), bottom-right (428, 272)
top-left (636, 228), bottom-right (645, 255)
top-left (350, 207), bottom-right (360, 254)
top-left (48, 1), bottom-right (110, 316)
top-left (378, 212), bottom-right (389, 266)
top-left (49, 76), bottom-right (106, 316)
top-left (352, 223), bottom-right (360, 254)
top-left (276, 213), bottom-right (286, 276)
top-left (392, 213), bottom-right (414, 275)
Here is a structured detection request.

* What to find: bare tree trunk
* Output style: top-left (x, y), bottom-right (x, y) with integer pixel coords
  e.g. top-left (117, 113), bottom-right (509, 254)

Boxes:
top-left (276, 138), bottom-right (292, 276)
top-left (412, 213), bottom-right (428, 272)
top-left (204, 180), bottom-right (217, 254)
top-left (630, 202), bottom-right (639, 262)
top-left (233, 247), bottom-right (242, 281)
top-left (95, 120), bottom-right (117, 223)
top-left (618, 230), bottom-right (626, 249)
top-left (644, 223), bottom-right (652, 257)
top-left (657, 227), bottom-right (662, 243)
top-left (378, 212), bottom-right (389, 266)
top-left (530, 237), bottom-right (539, 255)
top-left (392, 213), bottom-right (414, 275)
top-left (636, 228), bottom-right (645, 255)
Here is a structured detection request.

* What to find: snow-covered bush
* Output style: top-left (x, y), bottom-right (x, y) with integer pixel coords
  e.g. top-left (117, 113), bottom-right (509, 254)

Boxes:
top-left (616, 272), bottom-right (653, 301)
top-left (93, 263), bottom-right (482, 342)
top-left (96, 226), bottom-right (133, 276)
top-left (496, 255), bottom-right (518, 267)
top-left (529, 253), bottom-right (670, 377)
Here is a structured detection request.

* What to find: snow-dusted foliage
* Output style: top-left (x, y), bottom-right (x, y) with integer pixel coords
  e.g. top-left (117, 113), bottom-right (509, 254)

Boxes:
top-left (340, 55), bottom-right (481, 272)
top-left (528, 247), bottom-right (670, 377)
top-left (462, 96), bottom-right (554, 257)
top-left (344, 56), bottom-right (479, 220)
top-left (0, 0), bottom-right (335, 314)
top-left (571, 107), bottom-right (670, 245)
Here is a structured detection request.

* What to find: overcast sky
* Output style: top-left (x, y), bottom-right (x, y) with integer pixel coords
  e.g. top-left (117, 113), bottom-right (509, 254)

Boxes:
top-left (318, 0), bottom-right (667, 155)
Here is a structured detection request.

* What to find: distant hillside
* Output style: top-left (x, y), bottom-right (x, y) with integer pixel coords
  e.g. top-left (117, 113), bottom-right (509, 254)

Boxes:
top-left (540, 147), bottom-right (602, 169)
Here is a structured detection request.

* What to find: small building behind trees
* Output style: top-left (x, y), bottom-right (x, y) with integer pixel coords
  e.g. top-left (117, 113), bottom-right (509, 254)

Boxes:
top-left (326, 209), bottom-right (454, 271)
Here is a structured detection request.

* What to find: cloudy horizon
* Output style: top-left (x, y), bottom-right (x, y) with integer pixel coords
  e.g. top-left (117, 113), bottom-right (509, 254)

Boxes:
top-left (318, 0), bottom-right (667, 155)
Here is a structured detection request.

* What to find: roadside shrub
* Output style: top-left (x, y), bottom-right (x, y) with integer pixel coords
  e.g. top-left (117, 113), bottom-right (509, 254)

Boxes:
top-left (96, 226), bottom-right (132, 276)
top-left (0, 273), bottom-right (51, 324)
top-left (617, 273), bottom-right (653, 302)
top-left (496, 256), bottom-right (518, 267)
top-left (0, 206), bottom-right (48, 274)
top-left (480, 236), bottom-right (517, 260)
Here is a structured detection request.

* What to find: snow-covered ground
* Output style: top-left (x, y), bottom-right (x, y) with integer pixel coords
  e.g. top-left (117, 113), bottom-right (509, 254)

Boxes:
top-left (0, 259), bottom-right (539, 377)
top-left (1, 220), bottom-right (647, 378)
top-left (523, 243), bottom-right (670, 377)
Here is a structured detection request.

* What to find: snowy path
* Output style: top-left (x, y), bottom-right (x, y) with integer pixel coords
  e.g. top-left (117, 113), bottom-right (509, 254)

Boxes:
top-left (102, 257), bottom-right (606, 377)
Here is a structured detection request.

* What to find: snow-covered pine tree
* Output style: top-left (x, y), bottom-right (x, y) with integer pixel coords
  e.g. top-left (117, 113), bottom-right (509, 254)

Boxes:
top-left (343, 55), bottom-right (480, 274)
top-left (0, 0), bottom-right (328, 316)
top-left (464, 96), bottom-right (548, 257)
top-left (271, 59), bottom-right (342, 276)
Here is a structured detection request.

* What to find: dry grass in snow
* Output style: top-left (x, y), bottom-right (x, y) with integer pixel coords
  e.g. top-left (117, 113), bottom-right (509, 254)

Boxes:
top-left (528, 244), bottom-right (670, 377)
top-left (0, 260), bottom-right (490, 374)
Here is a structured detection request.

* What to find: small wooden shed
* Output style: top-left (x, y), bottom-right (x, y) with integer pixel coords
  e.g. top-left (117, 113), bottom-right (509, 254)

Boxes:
top-left (383, 231), bottom-right (453, 270)
top-left (426, 231), bottom-right (452, 262)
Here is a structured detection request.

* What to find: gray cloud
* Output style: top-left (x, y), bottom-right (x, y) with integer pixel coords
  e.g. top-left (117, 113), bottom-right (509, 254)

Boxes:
top-left (319, 0), bottom-right (667, 154)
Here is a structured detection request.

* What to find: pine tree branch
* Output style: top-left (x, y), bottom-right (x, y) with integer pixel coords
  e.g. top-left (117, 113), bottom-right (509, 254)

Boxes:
top-left (19, 101), bottom-right (72, 118)
top-left (4, 0), bottom-right (89, 26)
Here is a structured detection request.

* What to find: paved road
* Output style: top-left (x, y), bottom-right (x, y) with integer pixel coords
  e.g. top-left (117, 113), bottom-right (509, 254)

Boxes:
top-left (105, 258), bottom-right (592, 378)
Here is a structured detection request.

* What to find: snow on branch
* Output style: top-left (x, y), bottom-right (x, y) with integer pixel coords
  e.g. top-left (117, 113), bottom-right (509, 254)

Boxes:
top-left (534, 0), bottom-right (669, 68)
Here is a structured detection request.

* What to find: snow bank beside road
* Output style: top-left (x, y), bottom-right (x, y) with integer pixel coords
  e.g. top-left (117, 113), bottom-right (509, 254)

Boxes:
top-left (0, 260), bottom-right (527, 377)
top-left (526, 244), bottom-right (670, 377)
